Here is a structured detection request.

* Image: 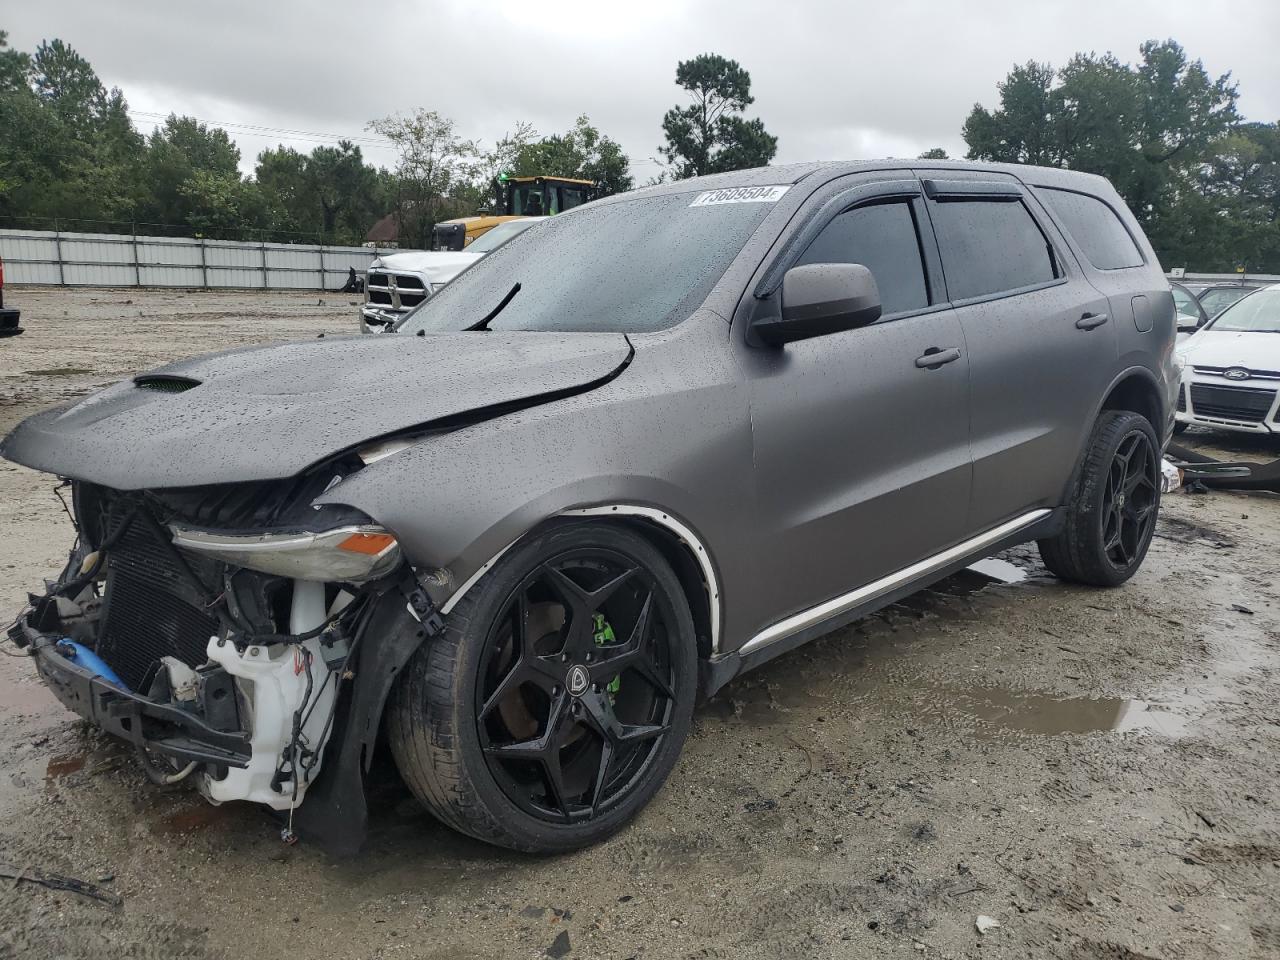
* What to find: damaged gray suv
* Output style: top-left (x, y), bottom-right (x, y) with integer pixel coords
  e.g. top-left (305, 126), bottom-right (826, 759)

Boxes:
top-left (3, 161), bottom-right (1177, 854)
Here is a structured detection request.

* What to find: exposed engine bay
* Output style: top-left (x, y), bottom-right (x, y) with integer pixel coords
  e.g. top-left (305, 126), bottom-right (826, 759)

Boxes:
top-left (8, 469), bottom-right (434, 848)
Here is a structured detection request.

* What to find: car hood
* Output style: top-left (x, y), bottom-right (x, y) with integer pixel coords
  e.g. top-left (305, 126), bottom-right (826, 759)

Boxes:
top-left (375, 251), bottom-right (481, 285)
top-left (1177, 329), bottom-right (1280, 370)
top-left (1, 332), bottom-right (631, 489)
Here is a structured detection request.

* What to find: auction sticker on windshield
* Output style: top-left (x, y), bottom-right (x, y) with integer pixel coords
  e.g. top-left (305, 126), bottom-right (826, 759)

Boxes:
top-left (689, 185), bottom-right (790, 206)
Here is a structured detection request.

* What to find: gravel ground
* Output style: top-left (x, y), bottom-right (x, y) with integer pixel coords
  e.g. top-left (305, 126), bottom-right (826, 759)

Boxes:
top-left (1, 288), bottom-right (1278, 960)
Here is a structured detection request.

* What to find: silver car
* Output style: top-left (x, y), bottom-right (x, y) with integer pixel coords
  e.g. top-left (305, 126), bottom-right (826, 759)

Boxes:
top-left (2, 161), bottom-right (1176, 854)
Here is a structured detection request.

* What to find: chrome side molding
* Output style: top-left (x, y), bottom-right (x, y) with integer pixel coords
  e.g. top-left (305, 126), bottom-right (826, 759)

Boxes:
top-left (738, 509), bottom-right (1052, 657)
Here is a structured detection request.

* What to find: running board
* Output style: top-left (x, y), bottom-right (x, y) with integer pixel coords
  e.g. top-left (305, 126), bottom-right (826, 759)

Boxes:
top-left (702, 509), bottom-right (1055, 696)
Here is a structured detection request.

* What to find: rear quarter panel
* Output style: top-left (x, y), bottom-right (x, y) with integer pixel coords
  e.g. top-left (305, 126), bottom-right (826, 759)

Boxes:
top-left (1021, 172), bottom-right (1178, 447)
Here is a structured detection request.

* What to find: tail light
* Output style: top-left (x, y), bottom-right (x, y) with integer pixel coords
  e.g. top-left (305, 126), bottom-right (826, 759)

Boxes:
top-left (0, 255), bottom-right (6, 291)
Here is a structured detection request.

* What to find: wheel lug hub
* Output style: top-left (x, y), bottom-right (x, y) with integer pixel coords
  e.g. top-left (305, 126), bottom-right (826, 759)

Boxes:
top-left (566, 663), bottom-right (591, 697)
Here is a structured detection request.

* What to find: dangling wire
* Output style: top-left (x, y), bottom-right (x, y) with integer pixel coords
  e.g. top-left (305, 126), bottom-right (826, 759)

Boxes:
top-left (279, 645), bottom-right (315, 845)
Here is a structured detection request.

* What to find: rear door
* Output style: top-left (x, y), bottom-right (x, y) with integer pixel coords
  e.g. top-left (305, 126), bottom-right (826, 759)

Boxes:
top-left (919, 175), bottom-right (1117, 531)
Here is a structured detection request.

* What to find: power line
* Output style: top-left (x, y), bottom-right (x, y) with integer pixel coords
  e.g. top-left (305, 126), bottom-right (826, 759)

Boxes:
top-left (127, 110), bottom-right (394, 148)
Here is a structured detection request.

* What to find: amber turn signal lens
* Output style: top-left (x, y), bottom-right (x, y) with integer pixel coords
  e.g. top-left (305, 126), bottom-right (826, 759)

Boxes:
top-left (336, 532), bottom-right (397, 555)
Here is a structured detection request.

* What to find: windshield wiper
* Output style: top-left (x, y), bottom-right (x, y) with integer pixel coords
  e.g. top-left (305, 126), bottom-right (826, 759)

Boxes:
top-left (466, 282), bottom-right (521, 332)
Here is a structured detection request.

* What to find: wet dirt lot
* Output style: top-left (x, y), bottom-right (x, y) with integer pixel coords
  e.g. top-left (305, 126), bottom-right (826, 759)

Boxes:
top-left (1, 288), bottom-right (1279, 960)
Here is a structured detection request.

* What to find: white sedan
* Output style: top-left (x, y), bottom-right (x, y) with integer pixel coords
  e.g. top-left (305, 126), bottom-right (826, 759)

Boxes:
top-left (1175, 283), bottom-right (1280, 435)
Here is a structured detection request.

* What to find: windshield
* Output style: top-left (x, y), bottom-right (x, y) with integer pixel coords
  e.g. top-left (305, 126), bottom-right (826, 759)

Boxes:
top-left (465, 218), bottom-right (542, 254)
top-left (510, 184), bottom-right (546, 216)
top-left (1199, 286), bottom-right (1254, 317)
top-left (398, 191), bottom-right (779, 335)
top-left (560, 186), bottom-right (588, 211)
top-left (1207, 287), bottom-right (1280, 333)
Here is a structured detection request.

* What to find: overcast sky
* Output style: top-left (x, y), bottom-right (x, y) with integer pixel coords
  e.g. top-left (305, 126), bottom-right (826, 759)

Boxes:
top-left (7, 1), bottom-right (1280, 178)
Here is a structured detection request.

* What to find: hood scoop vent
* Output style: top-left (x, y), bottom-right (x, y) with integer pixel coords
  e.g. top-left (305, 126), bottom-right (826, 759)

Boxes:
top-left (135, 375), bottom-right (201, 394)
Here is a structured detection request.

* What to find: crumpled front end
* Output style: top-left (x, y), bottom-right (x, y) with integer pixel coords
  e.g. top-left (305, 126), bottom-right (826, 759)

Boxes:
top-left (9, 468), bottom-right (432, 848)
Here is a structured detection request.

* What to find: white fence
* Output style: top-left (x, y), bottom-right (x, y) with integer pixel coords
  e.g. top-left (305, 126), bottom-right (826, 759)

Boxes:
top-left (1167, 271), bottom-right (1280, 285)
top-left (0, 228), bottom-right (380, 291)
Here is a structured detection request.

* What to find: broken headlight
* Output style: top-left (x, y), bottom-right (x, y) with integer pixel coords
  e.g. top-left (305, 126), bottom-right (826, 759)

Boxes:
top-left (169, 524), bottom-right (400, 583)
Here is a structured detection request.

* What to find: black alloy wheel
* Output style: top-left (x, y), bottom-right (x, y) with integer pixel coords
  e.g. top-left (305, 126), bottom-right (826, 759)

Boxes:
top-left (475, 549), bottom-right (677, 823)
top-left (388, 522), bottom-right (697, 852)
top-left (1038, 409), bottom-right (1162, 587)
top-left (1100, 430), bottom-right (1158, 568)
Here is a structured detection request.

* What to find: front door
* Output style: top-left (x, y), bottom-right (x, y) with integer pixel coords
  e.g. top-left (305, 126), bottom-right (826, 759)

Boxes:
top-left (739, 182), bottom-right (973, 635)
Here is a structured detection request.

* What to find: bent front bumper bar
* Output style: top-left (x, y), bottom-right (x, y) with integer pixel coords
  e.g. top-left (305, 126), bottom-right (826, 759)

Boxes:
top-left (26, 633), bottom-right (250, 768)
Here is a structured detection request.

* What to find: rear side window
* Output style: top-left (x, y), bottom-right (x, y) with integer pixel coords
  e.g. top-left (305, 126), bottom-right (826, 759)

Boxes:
top-left (795, 200), bottom-right (930, 315)
top-left (1039, 188), bottom-right (1143, 270)
top-left (929, 199), bottom-right (1058, 301)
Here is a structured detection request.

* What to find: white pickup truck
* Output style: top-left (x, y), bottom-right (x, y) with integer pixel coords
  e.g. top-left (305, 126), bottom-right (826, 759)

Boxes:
top-left (360, 218), bottom-right (544, 332)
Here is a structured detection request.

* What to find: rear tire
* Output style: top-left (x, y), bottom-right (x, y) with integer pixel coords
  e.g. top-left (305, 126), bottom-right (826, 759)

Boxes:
top-left (388, 521), bottom-right (697, 853)
top-left (1038, 410), bottom-right (1161, 587)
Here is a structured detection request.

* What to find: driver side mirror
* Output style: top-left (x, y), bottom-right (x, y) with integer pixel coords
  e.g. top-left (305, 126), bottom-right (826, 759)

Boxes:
top-left (751, 263), bottom-right (883, 347)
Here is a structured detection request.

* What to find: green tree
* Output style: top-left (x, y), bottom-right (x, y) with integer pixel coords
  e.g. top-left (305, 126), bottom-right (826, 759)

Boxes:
top-left (0, 31), bottom-right (399, 242)
top-left (456, 121), bottom-right (538, 211)
top-left (962, 61), bottom-right (1059, 165)
top-left (179, 169), bottom-right (262, 237)
top-left (368, 109), bottom-right (476, 248)
top-left (1193, 121), bottom-right (1280, 271)
top-left (253, 145), bottom-right (309, 234)
top-left (0, 30), bottom-right (30, 93)
top-left (140, 115), bottom-right (242, 231)
top-left (0, 35), bottom-right (142, 224)
top-left (255, 141), bottom-right (389, 243)
top-left (514, 115), bottom-right (634, 195)
top-left (917, 147), bottom-right (950, 160)
top-left (0, 31), bottom-right (39, 209)
top-left (963, 40), bottom-right (1248, 269)
top-left (660, 53), bottom-right (777, 179)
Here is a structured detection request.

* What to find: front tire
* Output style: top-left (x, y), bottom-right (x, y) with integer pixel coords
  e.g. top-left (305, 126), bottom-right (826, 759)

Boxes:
top-left (1038, 410), bottom-right (1161, 587)
top-left (388, 521), bottom-right (697, 853)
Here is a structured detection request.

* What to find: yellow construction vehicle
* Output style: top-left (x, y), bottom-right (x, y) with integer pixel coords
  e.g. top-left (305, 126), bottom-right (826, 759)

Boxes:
top-left (431, 174), bottom-right (595, 251)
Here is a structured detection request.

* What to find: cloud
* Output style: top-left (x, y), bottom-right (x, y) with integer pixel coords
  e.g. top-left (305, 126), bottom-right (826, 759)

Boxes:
top-left (7, 0), bottom-right (1279, 175)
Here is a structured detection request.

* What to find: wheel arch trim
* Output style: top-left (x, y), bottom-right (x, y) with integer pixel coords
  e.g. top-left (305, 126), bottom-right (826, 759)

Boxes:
top-left (438, 504), bottom-right (723, 654)
top-left (1059, 365), bottom-right (1167, 504)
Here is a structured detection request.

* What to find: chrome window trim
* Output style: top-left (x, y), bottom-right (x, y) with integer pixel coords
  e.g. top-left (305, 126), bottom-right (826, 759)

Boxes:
top-left (738, 509), bottom-right (1052, 657)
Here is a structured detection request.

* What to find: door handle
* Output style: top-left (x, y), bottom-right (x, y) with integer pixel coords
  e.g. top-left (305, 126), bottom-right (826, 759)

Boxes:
top-left (915, 347), bottom-right (962, 369)
top-left (1076, 312), bottom-right (1109, 330)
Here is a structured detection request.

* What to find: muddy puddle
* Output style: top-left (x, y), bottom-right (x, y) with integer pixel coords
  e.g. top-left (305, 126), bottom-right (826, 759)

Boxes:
top-left (922, 625), bottom-right (1272, 739)
top-left (714, 553), bottom-right (1276, 744)
top-left (965, 556), bottom-right (1030, 584)
top-left (916, 685), bottom-right (1184, 736)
